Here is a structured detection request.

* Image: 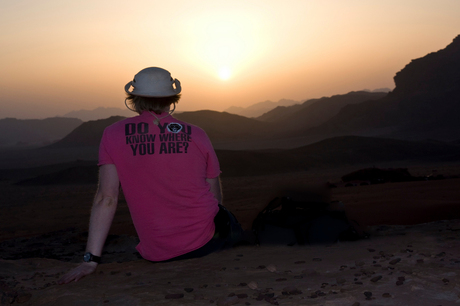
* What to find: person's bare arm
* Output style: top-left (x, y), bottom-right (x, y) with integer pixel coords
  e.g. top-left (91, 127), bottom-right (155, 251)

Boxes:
top-left (58, 164), bottom-right (120, 284)
top-left (206, 176), bottom-right (222, 204)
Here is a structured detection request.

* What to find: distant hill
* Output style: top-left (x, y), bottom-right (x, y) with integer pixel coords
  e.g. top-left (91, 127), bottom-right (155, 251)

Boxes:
top-left (48, 116), bottom-right (125, 148)
top-left (0, 117), bottom-right (82, 147)
top-left (224, 99), bottom-right (302, 118)
top-left (363, 88), bottom-right (392, 93)
top-left (63, 107), bottom-right (135, 121)
top-left (256, 91), bottom-right (387, 132)
top-left (174, 110), bottom-right (273, 141)
top-left (45, 111), bottom-right (271, 149)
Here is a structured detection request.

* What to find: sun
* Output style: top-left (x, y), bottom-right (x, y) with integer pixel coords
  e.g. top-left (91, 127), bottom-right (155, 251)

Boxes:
top-left (183, 10), bottom-right (265, 82)
top-left (218, 67), bottom-right (231, 80)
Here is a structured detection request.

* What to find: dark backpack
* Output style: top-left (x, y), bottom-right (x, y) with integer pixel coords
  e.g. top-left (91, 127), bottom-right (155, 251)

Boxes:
top-left (252, 197), bottom-right (366, 246)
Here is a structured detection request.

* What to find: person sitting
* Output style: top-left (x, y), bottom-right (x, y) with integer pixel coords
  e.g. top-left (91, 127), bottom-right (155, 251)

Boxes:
top-left (59, 67), bottom-right (241, 284)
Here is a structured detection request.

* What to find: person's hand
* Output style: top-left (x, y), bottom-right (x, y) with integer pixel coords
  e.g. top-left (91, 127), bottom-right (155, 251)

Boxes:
top-left (58, 262), bottom-right (98, 284)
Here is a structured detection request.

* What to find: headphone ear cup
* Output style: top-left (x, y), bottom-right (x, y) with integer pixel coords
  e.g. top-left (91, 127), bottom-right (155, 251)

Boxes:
top-left (173, 79), bottom-right (181, 93)
top-left (124, 81), bottom-right (133, 94)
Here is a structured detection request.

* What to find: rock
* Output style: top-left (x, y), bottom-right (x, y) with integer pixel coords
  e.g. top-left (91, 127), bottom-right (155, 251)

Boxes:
top-left (355, 260), bottom-right (365, 267)
top-left (247, 281), bottom-right (258, 290)
top-left (282, 286), bottom-right (302, 295)
top-left (184, 287), bottom-right (193, 292)
top-left (370, 275), bottom-right (382, 283)
top-left (312, 258), bottom-right (322, 262)
top-left (382, 293), bottom-right (392, 298)
top-left (389, 258), bottom-right (401, 265)
top-left (266, 264), bottom-right (277, 272)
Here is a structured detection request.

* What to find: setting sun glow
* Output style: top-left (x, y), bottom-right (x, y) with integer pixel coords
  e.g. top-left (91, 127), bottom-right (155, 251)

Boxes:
top-left (218, 67), bottom-right (231, 80)
top-left (1, 0), bottom-right (460, 118)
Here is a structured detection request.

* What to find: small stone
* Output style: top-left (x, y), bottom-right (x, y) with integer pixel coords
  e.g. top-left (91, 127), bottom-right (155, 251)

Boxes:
top-left (396, 280), bottom-right (404, 286)
top-left (275, 278), bottom-right (287, 282)
top-left (295, 261), bottom-right (306, 264)
top-left (352, 303), bottom-right (360, 306)
top-left (442, 278), bottom-right (449, 283)
top-left (125, 272), bottom-right (132, 276)
top-left (282, 286), bottom-right (302, 295)
top-left (370, 275), bottom-right (382, 283)
top-left (266, 264), bottom-right (277, 272)
top-left (293, 275), bottom-right (303, 279)
top-left (248, 281), bottom-right (258, 290)
top-left (184, 288), bottom-right (194, 293)
top-left (312, 258), bottom-right (322, 262)
top-left (389, 258), bottom-right (401, 265)
top-left (238, 282), bottom-right (247, 286)
top-left (237, 293), bottom-right (248, 299)
top-left (364, 291), bottom-right (372, 298)
top-left (367, 248), bottom-right (376, 252)
top-left (382, 293), bottom-right (392, 298)
top-left (165, 293), bottom-right (184, 299)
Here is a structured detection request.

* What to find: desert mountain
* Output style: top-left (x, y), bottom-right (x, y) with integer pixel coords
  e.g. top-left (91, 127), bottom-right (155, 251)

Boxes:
top-left (63, 107), bottom-right (135, 121)
top-left (256, 91), bottom-right (387, 131)
top-left (0, 117), bottom-right (82, 147)
top-left (174, 110), bottom-right (273, 141)
top-left (224, 99), bottom-right (302, 118)
top-left (309, 35), bottom-right (460, 142)
top-left (48, 116), bottom-right (125, 148)
top-left (45, 111), bottom-right (272, 149)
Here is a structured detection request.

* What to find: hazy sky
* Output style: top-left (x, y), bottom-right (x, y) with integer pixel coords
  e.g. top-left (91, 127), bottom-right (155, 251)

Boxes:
top-left (1, 0), bottom-right (459, 119)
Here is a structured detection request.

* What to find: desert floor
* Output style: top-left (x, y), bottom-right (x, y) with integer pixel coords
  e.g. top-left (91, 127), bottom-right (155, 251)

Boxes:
top-left (1, 161), bottom-right (460, 305)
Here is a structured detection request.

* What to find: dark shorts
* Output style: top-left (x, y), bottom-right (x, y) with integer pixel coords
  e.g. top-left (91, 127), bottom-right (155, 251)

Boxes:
top-left (164, 205), bottom-right (242, 262)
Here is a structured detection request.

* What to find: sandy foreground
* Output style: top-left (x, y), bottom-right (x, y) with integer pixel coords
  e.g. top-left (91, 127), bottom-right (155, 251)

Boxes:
top-left (2, 221), bottom-right (460, 306)
top-left (1, 163), bottom-right (460, 305)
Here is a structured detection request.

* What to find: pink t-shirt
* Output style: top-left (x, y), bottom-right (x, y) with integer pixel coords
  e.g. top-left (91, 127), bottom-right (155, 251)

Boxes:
top-left (98, 111), bottom-right (221, 261)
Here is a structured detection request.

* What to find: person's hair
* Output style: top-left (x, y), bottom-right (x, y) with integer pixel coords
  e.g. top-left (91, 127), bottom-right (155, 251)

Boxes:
top-left (126, 94), bottom-right (181, 114)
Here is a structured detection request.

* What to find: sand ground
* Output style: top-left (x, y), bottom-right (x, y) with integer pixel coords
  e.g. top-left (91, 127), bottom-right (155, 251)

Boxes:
top-left (1, 161), bottom-right (460, 305)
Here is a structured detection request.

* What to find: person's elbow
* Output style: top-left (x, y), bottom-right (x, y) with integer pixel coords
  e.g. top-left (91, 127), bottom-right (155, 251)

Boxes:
top-left (94, 194), bottom-right (118, 209)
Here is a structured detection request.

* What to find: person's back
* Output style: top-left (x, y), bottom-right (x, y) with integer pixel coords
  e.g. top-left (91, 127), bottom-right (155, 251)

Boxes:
top-left (99, 112), bottom-right (220, 261)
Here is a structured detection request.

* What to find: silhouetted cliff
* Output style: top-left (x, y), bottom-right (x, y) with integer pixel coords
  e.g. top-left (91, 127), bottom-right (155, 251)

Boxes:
top-left (318, 35), bottom-right (460, 141)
